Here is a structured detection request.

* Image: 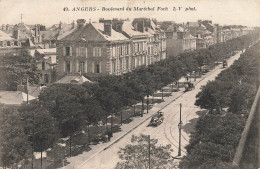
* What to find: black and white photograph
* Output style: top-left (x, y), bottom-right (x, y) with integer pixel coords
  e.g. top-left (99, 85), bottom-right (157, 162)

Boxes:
top-left (0, 0), bottom-right (259, 168)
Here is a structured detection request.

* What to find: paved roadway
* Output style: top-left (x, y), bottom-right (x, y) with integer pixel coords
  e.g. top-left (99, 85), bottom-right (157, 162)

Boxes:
top-left (62, 51), bottom-right (242, 169)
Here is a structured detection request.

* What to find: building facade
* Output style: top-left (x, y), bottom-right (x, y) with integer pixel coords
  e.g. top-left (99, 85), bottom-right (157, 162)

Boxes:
top-left (56, 18), bottom-right (167, 78)
top-left (35, 48), bottom-right (57, 85)
top-left (165, 25), bottom-right (196, 57)
top-left (0, 30), bottom-right (22, 56)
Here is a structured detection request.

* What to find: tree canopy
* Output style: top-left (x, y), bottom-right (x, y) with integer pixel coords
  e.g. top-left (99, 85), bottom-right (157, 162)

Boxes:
top-left (0, 50), bottom-right (40, 91)
top-left (115, 134), bottom-right (175, 169)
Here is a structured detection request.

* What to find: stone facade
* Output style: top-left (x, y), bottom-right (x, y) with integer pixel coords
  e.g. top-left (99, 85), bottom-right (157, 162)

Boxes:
top-left (56, 18), bottom-right (167, 79)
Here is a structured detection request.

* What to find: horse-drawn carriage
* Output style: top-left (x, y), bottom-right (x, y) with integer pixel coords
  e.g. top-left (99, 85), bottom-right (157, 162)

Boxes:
top-left (149, 112), bottom-right (164, 127)
top-left (184, 82), bottom-right (195, 92)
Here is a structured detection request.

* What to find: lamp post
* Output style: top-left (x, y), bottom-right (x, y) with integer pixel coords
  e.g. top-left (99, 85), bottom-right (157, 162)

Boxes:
top-left (146, 95), bottom-right (149, 114)
top-left (110, 113), bottom-right (114, 137)
top-left (178, 103), bottom-right (183, 156)
top-left (148, 135), bottom-right (151, 169)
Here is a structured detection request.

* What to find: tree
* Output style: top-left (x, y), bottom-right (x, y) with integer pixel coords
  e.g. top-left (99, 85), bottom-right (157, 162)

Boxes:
top-left (195, 81), bottom-right (227, 113)
top-left (179, 113), bottom-right (246, 169)
top-left (0, 106), bottom-right (31, 168)
top-left (19, 101), bottom-right (59, 168)
top-left (0, 50), bottom-right (40, 91)
top-left (228, 83), bottom-right (256, 114)
top-left (38, 84), bottom-right (97, 156)
top-left (115, 134), bottom-right (174, 169)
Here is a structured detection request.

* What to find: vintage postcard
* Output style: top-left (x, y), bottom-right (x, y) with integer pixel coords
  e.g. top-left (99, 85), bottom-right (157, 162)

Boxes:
top-left (0, 0), bottom-right (259, 169)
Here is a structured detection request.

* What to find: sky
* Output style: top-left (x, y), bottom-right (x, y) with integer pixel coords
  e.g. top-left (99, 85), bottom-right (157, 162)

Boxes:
top-left (0, 0), bottom-right (259, 27)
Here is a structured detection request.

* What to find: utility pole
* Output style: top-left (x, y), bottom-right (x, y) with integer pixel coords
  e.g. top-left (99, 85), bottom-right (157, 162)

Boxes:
top-left (148, 135), bottom-right (151, 169)
top-left (111, 113), bottom-right (113, 137)
top-left (161, 89), bottom-right (164, 100)
top-left (146, 95), bottom-right (149, 114)
top-left (178, 103), bottom-right (182, 156)
top-left (32, 113), bottom-right (35, 169)
top-left (26, 77), bottom-right (29, 104)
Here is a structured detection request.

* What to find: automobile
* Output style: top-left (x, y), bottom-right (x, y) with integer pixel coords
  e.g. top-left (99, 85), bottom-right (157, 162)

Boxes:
top-left (184, 82), bottom-right (195, 92)
top-left (149, 112), bottom-right (164, 127)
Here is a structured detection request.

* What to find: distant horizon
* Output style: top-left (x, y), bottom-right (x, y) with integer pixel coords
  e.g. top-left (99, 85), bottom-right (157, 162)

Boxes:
top-left (0, 0), bottom-right (259, 27)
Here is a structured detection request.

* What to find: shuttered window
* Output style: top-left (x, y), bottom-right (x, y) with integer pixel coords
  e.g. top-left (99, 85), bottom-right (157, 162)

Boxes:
top-left (93, 47), bottom-right (101, 57)
top-left (77, 47), bottom-right (88, 58)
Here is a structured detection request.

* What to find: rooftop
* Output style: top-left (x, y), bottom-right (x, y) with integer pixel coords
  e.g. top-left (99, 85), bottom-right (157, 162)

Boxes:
top-left (61, 23), bottom-right (128, 42)
top-left (36, 48), bottom-right (56, 55)
top-left (55, 75), bottom-right (92, 84)
top-left (0, 91), bottom-right (36, 105)
top-left (0, 30), bottom-right (14, 41)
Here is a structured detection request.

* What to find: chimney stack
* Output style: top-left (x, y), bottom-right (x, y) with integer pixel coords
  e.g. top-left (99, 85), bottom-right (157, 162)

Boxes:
top-left (112, 20), bottom-right (123, 33)
top-left (76, 19), bottom-right (86, 28)
top-left (99, 19), bottom-right (112, 36)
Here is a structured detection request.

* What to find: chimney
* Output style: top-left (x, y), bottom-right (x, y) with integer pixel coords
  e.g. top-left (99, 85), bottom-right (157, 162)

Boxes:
top-left (112, 20), bottom-right (123, 33)
top-left (72, 20), bottom-right (75, 29)
top-left (134, 22), bottom-right (138, 31)
top-left (6, 24), bottom-right (9, 31)
top-left (35, 24), bottom-right (39, 43)
top-left (138, 20), bottom-right (144, 32)
top-left (13, 25), bottom-right (20, 39)
top-left (198, 20), bottom-right (202, 27)
top-left (99, 19), bottom-right (112, 36)
top-left (134, 19), bottom-right (145, 33)
top-left (2, 24), bottom-right (6, 30)
top-left (59, 21), bottom-right (62, 29)
top-left (76, 19), bottom-right (86, 28)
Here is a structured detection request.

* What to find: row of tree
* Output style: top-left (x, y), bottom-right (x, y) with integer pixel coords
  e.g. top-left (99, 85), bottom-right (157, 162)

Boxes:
top-left (179, 41), bottom-right (260, 169)
top-left (0, 31), bottom-right (259, 168)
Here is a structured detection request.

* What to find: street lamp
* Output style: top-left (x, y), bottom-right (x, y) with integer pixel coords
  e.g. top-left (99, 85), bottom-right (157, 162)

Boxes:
top-left (178, 103), bottom-right (183, 156)
top-left (146, 95), bottom-right (149, 114)
top-left (148, 135), bottom-right (151, 169)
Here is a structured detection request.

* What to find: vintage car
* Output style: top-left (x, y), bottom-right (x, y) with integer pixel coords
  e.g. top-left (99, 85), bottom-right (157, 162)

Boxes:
top-left (149, 112), bottom-right (164, 127)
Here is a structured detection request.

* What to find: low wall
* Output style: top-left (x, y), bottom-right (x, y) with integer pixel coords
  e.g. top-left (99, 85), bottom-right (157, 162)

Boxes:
top-left (232, 85), bottom-right (260, 168)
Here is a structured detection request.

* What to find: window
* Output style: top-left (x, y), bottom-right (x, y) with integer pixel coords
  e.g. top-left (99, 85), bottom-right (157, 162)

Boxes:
top-left (132, 57), bottom-right (135, 68)
top-left (65, 47), bottom-right (71, 56)
top-left (148, 47), bottom-right (150, 55)
top-left (78, 61), bottom-right (85, 73)
top-left (140, 43), bottom-right (143, 52)
top-left (112, 46), bottom-right (116, 57)
top-left (65, 61), bottom-right (70, 72)
top-left (119, 46), bottom-right (123, 56)
top-left (120, 59), bottom-right (123, 71)
top-left (125, 57), bottom-right (129, 70)
top-left (126, 45), bottom-right (129, 55)
top-left (42, 61), bottom-right (45, 70)
top-left (77, 47), bottom-right (87, 58)
top-left (135, 43), bottom-right (138, 52)
top-left (95, 62), bottom-right (100, 73)
top-left (112, 60), bottom-right (116, 73)
top-left (93, 47), bottom-right (101, 57)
